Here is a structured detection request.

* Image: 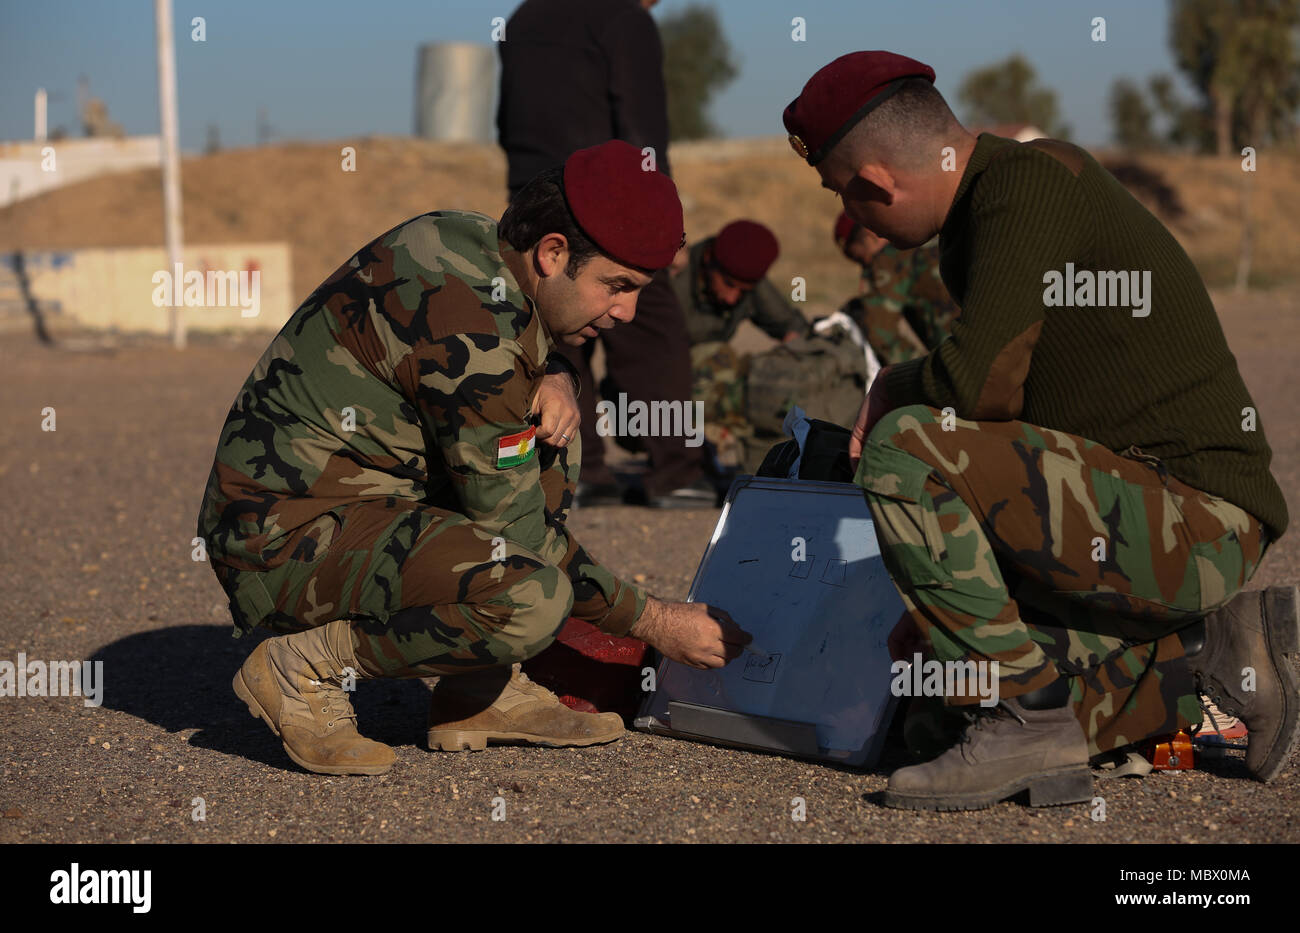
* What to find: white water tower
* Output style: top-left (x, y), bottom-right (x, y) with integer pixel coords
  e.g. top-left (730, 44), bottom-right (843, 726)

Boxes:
top-left (415, 42), bottom-right (497, 142)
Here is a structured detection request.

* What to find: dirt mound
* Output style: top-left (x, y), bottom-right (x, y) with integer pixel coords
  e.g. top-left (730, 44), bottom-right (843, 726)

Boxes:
top-left (1, 138), bottom-right (512, 308)
top-left (1112, 149), bottom-right (1300, 289)
top-left (3, 136), bottom-right (1297, 318)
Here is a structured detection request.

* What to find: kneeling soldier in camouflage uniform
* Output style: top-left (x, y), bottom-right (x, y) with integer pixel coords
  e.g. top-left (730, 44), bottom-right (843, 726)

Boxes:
top-left (832, 210), bottom-right (959, 365)
top-left (786, 52), bottom-right (1296, 809)
top-left (672, 220), bottom-right (806, 471)
top-left (198, 140), bottom-right (749, 775)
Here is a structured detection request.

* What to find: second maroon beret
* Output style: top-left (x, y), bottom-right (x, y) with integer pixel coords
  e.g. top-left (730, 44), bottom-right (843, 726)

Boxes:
top-left (563, 140), bottom-right (685, 271)
top-left (713, 220), bottom-right (779, 283)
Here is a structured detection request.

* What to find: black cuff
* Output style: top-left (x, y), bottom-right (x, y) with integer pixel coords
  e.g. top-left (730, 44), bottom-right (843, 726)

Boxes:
top-left (544, 352), bottom-right (581, 398)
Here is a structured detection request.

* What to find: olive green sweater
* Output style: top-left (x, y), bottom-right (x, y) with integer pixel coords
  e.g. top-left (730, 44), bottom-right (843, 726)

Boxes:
top-left (883, 133), bottom-right (1287, 538)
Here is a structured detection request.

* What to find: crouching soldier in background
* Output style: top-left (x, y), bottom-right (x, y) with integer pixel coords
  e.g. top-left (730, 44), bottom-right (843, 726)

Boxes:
top-left (670, 219), bottom-right (807, 474)
top-left (197, 141), bottom-right (749, 776)
top-left (833, 210), bottom-right (959, 366)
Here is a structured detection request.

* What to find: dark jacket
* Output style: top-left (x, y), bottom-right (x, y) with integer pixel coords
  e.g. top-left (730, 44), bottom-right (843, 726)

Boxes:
top-left (883, 134), bottom-right (1287, 538)
top-left (497, 0), bottom-right (671, 194)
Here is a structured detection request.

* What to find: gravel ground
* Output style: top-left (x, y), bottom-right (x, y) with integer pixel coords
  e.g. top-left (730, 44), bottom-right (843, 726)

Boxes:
top-left (1, 289), bottom-right (1297, 844)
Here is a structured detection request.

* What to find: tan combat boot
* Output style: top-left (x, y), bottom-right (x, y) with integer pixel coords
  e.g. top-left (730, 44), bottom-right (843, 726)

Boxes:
top-left (426, 664), bottom-right (625, 751)
top-left (233, 619), bottom-right (396, 775)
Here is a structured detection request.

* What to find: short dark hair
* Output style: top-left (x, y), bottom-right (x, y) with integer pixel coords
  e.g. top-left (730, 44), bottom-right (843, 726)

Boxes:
top-left (868, 78), bottom-right (959, 145)
top-left (499, 167), bottom-right (601, 279)
top-left (827, 77), bottom-right (961, 174)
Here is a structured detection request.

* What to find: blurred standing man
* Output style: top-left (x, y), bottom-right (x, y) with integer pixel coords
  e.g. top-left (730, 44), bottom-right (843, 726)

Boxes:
top-left (498, 0), bottom-right (714, 508)
top-left (199, 142), bottom-right (748, 776)
top-left (784, 51), bottom-right (1295, 809)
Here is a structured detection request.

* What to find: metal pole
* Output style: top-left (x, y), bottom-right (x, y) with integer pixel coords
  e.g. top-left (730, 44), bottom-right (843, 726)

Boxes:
top-left (34, 88), bottom-right (47, 141)
top-left (154, 0), bottom-right (185, 348)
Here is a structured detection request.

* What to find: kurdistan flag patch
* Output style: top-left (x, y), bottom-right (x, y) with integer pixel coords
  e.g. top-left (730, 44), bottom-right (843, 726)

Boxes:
top-left (497, 425), bottom-right (537, 468)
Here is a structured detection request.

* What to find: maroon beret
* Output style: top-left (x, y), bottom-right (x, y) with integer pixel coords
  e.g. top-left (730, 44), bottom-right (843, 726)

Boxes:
top-left (833, 211), bottom-right (859, 253)
top-left (783, 51), bottom-right (936, 166)
top-left (563, 140), bottom-right (685, 271)
top-left (713, 220), bottom-right (779, 283)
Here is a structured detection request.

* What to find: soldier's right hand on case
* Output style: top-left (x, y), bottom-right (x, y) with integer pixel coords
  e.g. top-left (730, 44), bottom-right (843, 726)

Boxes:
top-left (630, 596), bottom-right (751, 669)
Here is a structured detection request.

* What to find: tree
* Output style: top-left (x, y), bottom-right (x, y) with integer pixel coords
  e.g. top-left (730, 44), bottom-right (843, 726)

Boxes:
top-left (1148, 74), bottom-right (1206, 148)
top-left (1170, 0), bottom-right (1300, 154)
top-left (1170, 0), bottom-right (1233, 153)
top-left (1167, 0), bottom-right (1300, 291)
top-left (1110, 74), bottom-right (1207, 150)
top-left (957, 54), bottom-right (1070, 138)
top-left (1229, 6), bottom-right (1300, 148)
top-left (1110, 78), bottom-right (1157, 149)
top-left (660, 4), bottom-right (738, 140)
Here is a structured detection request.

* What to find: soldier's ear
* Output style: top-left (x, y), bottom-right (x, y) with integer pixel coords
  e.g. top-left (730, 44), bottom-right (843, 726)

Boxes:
top-left (533, 233), bottom-right (570, 278)
top-left (850, 162), bottom-right (896, 204)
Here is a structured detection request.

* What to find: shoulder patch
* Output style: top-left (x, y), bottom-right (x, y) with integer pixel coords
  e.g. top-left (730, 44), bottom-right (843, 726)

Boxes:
top-left (1022, 138), bottom-right (1085, 178)
top-left (497, 425), bottom-right (537, 468)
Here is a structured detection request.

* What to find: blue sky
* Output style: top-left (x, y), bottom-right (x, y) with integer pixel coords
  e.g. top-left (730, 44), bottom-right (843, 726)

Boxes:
top-left (0, 0), bottom-right (1186, 150)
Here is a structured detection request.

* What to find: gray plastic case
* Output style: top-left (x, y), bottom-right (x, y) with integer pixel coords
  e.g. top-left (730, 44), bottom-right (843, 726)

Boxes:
top-left (635, 475), bottom-right (906, 767)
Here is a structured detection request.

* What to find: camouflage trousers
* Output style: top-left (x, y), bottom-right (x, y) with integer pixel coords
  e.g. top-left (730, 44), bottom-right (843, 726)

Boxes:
top-left (857, 405), bottom-right (1270, 757)
top-left (854, 298), bottom-right (927, 366)
top-left (213, 444), bottom-right (582, 679)
top-left (690, 340), bottom-right (771, 474)
top-left (847, 297), bottom-right (958, 368)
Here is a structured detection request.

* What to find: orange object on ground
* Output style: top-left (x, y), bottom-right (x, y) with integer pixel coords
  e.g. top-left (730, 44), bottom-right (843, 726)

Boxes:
top-left (1143, 730), bottom-right (1195, 770)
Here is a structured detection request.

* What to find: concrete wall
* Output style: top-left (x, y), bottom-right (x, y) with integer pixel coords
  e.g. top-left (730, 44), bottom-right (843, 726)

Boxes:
top-left (0, 243), bottom-right (293, 335)
top-left (0, 136), bottom-right (162, 208)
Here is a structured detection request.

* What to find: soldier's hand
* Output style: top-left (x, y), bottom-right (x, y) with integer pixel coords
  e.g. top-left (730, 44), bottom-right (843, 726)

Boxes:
top-left (630, 597), bottom-right (751, 669)
top-left (887, 610), bottom-right (924, 663)
top-left (531, 373), bottom-right (581, 449)
top-left (848, 365), bottom-right (893, 472)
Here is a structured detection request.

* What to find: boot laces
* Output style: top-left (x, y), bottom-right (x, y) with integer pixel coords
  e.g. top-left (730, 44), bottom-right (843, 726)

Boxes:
top-left (958, 705), bottom-right (999, 742)
top-left (957, 700), bottom-right (1026, 743)
top-left (310, 678), bottom-right (358, 730)
top-left (1195, 694), bottom-right (1221, 738)
top-left (513, 668), bottom-right (562, 702)
top-left (1193, 672), bottom-right (1242, 719)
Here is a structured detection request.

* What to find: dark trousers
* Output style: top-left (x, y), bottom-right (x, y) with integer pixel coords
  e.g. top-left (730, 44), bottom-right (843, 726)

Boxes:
top-left (559, 270), bottom-right (702, 497)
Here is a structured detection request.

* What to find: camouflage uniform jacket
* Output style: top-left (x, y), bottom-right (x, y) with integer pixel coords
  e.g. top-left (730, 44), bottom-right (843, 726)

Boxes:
top-left (197, 210), bottom-right (649, 634)
top-left (848, 239), bottom-right (959, 356)
top-left (671, 237), bottom-right (806, 345)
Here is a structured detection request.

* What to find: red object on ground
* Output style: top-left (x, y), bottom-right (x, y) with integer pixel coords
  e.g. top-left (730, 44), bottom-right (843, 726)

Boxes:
top-left (1192, 701), bottom-right (1249, 745)
top-left (521, 617), bottom-right (650, 722)
top-left (1194, 720), bottom-right (1249, 744)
